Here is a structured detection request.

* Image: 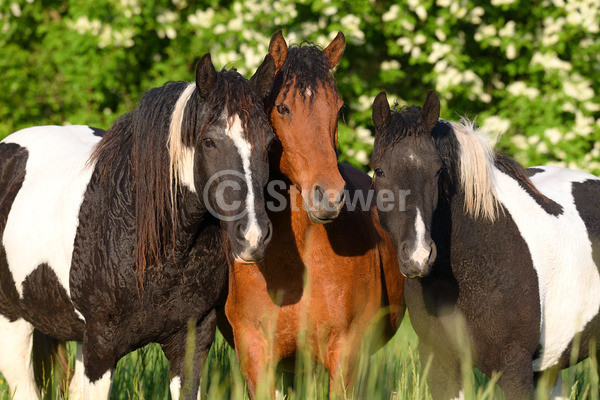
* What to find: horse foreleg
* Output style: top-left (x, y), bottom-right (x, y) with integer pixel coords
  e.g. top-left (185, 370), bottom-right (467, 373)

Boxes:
top-left (0, 316), bottom-right (38, 400)
top-left (81, 327), bottom-right (117, 399)
top-left (494, 344), bottom-right (534, 400)
top-left (161, 309), bottom-right (217, 400)
top-left (233, 325), bottom-right (277, 400)
top-left (418, 343), bottom-right (463, 400)
top-left (325, 336), bottom-right (360, 400)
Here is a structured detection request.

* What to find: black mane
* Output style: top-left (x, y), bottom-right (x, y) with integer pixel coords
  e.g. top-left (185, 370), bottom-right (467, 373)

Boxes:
top-left (372, 104), bottom-right (426, 164)
top-left (89, 68), bottom-right (270, 280)
top-left (373, 105), bottom-right (549, 212)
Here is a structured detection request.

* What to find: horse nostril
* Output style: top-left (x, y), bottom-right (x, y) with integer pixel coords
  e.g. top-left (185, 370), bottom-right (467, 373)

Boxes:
top-left (312, 185), bottom-right (325, 205)
top-left (264, 221), bottom-right (273, 245)
top-left (235, 222), bottom-right (246, 241)
top-left (338, 190), bottom-right (346, 206)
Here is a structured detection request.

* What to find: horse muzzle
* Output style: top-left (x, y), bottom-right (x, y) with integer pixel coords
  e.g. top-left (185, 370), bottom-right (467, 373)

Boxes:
top-left (306, 184), bottom-right (346, 223)
top-left (230, 219), bottom-right (273, 264)
top-left (397, 241), bottom-right (437, 278)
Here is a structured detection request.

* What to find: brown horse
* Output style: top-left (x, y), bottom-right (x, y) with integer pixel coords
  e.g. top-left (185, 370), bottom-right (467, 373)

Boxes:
top-left (224, 31), bottom-right (405, 399)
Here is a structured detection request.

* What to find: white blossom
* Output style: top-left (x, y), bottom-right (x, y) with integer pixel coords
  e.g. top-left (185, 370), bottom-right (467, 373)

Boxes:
top-left (401, 19), bottom-right (415, 31)
top-left (481, 115), bottom-right (511, 136)
top-left (574, 110), bottom-right (595, 136)
top-left (498, 20), bottom-right (516, 37)
top-left (544, 128), bottom-right (563, 144)
top-left (505, 43), bottom-right (517, 60)
top-left (157, 10), bottom-right (178, 24)
top-left (506, 81), bottom-right (540, 100)
top-left (530, 52), bottom-right (572, 71)
top-left (165, 27), bottom-right (176, 40)
top-left (413, 33), bottom-right (427, 45)
top-left (512, 134), bottom-right (528, 150)
top-left (396, 37), bottom-right (413, 54)
top-left (427, 42), bottom-right (452, 64)
top-left (188, 9), bottom-right (215, 28)
top-left (435, 28), bottom-right (447, 42)
top-left (381, 60), bottom-right (401, 71)
top-left (10, 2), bottom-right (21, 17)
top-left (68, 16), bottom-right (102, 35)
top-left (227, 15), bottom-right (243, 31)
top-left (172, 0), bottom-right (187, 9)
top-left (562, 75), bottom-right (594, 102)
top-left (382, 4), bottom-right (400, 22)
top-left (211, 24), bottom-right (225, 34)
top-left (355, 149), bottom-right (369, 165)
top-left (356, 126), bottom-right (374, 145)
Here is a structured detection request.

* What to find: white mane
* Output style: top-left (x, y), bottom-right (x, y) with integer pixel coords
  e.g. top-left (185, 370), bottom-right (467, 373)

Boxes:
top-left (450, 118), bottom-right (501, 221)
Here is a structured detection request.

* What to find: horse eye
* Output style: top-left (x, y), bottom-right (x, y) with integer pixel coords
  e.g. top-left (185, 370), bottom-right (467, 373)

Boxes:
top-left (276, 104), bottom-right (290, 115)
top-left (374, 168), bottom-right (385, 178)
top-left (202, 138), bottom-right (215, 148)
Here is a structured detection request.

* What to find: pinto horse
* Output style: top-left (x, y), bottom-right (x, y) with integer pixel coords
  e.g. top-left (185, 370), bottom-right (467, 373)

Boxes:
top-left (0, 53), bottom-right (275, 400)
top-left (371, 90), bottom-right (600, 399)
top-left (223, 31), bottom-right (405, 399)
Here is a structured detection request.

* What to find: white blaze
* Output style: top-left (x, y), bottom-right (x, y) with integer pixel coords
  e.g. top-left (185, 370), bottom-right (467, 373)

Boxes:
top-left (227, 115), bottom-right (261, 247)
top-left (411, 208), bottom-right (431, 264)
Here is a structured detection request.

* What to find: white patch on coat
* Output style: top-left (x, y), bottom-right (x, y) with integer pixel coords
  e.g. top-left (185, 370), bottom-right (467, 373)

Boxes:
top-left (169, 376), bottom-right (181, 400)
top-left (451, 390), bottom-right (465, 400)
top-left (411, 208), bottom-right (431, 264)
top-left (493, 165), bottom-right (600, 371)
top-left (227, 115), bottom-right (261, 247)
top-left (68, 342), bottom-right (85, 400)
top-left (0, 316), bottom-right (37, 400)
top-left (2, 125), bottom-right (100, 303)
top-left (83, 369), bottom-right (112, 399)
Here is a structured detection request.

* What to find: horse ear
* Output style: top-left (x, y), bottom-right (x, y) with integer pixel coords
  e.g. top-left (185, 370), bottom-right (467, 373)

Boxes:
top-left (372, 91), bottom-right (391, 132)
top-left (269, 29), bottom-right (288, 74)
top-left (323, 31), bottom-right (345, 69)
top-left (421, 90), bottom-right (440, 133)
top-left (196, 52), bottom-right (217, 101)
top-left (249, 54), bottom-right (275, 102)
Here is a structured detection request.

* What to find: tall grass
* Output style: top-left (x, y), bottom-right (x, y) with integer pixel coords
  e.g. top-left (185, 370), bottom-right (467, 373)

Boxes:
top-left (0, 317), bottom-right (598, 399)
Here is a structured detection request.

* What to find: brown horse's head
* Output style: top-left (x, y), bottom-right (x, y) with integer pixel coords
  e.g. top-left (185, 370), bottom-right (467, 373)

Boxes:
top-left (262, 30), bottom-right (346, 223)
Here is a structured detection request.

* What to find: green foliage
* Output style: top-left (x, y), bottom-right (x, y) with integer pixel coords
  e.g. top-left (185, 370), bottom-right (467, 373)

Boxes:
top-left (0, 0), bottom-right (598, 173)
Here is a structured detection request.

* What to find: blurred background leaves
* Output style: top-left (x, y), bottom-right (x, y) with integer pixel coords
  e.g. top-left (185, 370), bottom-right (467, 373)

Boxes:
top-left (0, 0), bottom-right (598, 174)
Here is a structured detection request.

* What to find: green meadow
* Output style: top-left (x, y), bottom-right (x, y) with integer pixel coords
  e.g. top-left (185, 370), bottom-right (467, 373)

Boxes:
top-left (1, 316), bottom-right (598, 400)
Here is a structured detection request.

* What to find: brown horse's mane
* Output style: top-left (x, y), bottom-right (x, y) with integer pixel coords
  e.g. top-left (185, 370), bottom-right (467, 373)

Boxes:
top-left (270, 41), bottom-right (338, 106)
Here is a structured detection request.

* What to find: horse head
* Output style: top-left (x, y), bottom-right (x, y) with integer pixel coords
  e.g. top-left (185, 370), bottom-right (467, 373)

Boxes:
top-left (173, 53), bottom-right (275, 263)
top-left (259, 30), bottom-right (347, 223)
top-left (372, 91), bottom-right (442, 278)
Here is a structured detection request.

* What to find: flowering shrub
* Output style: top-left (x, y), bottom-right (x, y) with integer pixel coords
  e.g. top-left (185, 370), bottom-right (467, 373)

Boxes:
top-left (1, 0), bottom-right (598, 173)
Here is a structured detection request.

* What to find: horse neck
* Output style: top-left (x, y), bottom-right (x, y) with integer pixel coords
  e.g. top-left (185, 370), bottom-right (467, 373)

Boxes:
top-left (168, 188), bottom-right (219, 262)
top-left (267, 138), bottom-right (287, 179)
top-left (175, 187), bottom-right (212, 231)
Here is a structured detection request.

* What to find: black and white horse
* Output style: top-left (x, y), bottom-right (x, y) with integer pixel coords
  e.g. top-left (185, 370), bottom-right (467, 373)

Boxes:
top-left (0, 52), bottom-right (276, 399)
top-left (371, 90), bottom-right (600, 399)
